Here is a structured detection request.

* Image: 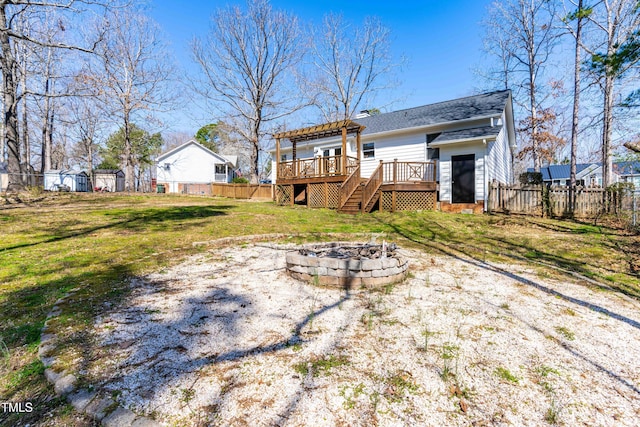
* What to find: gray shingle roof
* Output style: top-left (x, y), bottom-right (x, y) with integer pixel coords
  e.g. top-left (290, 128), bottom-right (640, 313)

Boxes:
top-left (357, 90), bottom-right (511, 135)
top-left (430, 124), bottom-right (502, 145)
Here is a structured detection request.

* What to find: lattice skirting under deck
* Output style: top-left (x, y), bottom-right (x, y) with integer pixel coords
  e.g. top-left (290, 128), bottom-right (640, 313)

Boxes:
top-left (381, 190), bottom-right (436, 211)
top-left (275, 185), bottom-right (293, 205)
top-left (307, 182), bottom-right (340, 208)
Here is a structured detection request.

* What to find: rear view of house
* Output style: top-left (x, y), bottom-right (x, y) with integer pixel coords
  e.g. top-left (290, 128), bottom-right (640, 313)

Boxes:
top-left (272, 90), bottom-right (516, 213)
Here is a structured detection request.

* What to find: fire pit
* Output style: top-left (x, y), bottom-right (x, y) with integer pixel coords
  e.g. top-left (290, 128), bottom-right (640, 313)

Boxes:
top-left (285, 242), bottom-right (409, 289)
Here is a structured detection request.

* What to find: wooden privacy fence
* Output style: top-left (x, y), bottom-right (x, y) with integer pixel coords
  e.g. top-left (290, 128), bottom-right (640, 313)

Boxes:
top-left (211, 183), bottom-right (273, 200)
top-left (488, 183), bottom-right (631, 218)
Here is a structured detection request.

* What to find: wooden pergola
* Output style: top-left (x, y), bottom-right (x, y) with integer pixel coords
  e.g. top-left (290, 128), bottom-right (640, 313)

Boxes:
top-left (273, 119), bottom-right (365, 180)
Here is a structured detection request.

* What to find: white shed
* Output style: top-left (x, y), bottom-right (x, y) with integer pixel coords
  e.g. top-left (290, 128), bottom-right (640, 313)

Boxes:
top-left (44, 170), bottom-right (89, 192)
top-left (93, 169), bottom-right (125, 192)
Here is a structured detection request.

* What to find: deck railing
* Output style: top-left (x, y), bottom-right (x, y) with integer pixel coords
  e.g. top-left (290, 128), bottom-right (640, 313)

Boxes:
top-left (361, 161), bottom-right (384, 212)
top-left (339, 165), bottom-right (361, 209)
top-left (382, 160), bottom-right (437, 184)
top-left (277, 155), bottom-right (359, 180)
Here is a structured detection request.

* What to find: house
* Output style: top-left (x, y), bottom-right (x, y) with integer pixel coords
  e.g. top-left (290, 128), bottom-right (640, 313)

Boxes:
top-left (44, 170), bottom-right (89, 192)
top-left (156, 139), bottom-right (238, 193)
top-left (614, 161), bottom-right (640, 188)
top-left (535, 163), bottom-right (603, 187)
top-left (534, 161), bottom-right (640, 188)
top-left (93, 169), bottom-right (125, 192)
top-left (271, 90), bottom-right (516, 213)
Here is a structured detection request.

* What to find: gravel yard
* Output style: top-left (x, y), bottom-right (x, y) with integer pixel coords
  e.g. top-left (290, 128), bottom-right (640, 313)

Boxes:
top-left (89, 243), bottom-right (640, 426)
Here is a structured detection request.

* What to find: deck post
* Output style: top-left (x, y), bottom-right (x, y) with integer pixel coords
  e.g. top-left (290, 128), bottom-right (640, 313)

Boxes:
top-left (275, 138), bottom-right (280, 180)
top-left (356, 128), bottom-right (362, 162)
top-left (292, 141), bottom-right (297, 177)
top-left (341, 126), bottom-right (347, 175)
top-left (393, 159), bottom-right (398, 184)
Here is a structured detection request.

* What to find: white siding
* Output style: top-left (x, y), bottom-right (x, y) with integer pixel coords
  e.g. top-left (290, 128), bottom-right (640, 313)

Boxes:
top-left (359, 132), bottom-right (426, 178)
top-left (438, 143), bottom-right (487, 203)
top-left (487, 126), bottom-right (512, 184)
top-left (157, 144), bottom-right (227, 193)
top-left (274, 132), bottom-right (427, 181)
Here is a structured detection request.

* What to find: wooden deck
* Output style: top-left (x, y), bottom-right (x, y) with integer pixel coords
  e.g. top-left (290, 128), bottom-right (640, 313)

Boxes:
top-left (276, 155), bottom-right (358, 184)
top-left (275, 157), bottom-right (438, 213)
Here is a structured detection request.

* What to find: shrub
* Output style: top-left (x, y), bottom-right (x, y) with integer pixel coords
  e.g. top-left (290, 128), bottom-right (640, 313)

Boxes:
top-left (519, 172), bottom-right (543, 185)
top-left (232, 177), bottom-right (249, 184)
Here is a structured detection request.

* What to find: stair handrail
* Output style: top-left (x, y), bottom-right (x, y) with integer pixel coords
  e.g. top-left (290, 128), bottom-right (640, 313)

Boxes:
top-left (338, 165), bottom-right (361, 209)
top-left (361, 160), bottom-right (384, 213)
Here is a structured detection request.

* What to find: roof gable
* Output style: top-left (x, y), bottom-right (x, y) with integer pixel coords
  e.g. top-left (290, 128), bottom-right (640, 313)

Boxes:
top-left (157, 140), bottom-right (233, 164)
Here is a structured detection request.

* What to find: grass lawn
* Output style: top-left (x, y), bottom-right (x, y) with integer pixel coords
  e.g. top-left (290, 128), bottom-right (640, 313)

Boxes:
top-left (1, 192), bottom-right (638, 425)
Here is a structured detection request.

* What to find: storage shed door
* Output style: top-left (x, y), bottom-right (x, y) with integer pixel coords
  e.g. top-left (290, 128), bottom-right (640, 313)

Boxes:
top-left (451, 154), bottom-right (475, 203)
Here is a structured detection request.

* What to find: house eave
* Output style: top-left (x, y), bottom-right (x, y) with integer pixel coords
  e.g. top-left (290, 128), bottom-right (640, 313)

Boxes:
top-left (429, 136), bottom-right (498, 147)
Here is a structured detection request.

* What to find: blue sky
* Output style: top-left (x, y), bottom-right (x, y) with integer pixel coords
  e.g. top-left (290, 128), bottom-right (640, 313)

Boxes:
top-left (149, 0), bottom-right (494, 134)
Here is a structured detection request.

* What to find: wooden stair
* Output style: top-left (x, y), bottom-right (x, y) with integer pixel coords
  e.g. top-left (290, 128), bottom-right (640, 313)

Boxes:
top-left (338, 178), bottom-right (382, 214)
top-left (363, 190), bottom-right (380, 212)
top-left (338, 184), bottom-right (363, 214)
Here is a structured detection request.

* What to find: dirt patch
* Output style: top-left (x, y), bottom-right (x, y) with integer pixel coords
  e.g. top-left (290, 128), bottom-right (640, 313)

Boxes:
top-left (89, 244), bottom-right (640, 426)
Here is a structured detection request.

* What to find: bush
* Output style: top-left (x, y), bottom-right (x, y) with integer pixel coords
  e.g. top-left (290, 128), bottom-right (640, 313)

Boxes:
top-left (519, 172), bottom-right (543, 185)
top-left (232, 177), bottom-right (249, 184)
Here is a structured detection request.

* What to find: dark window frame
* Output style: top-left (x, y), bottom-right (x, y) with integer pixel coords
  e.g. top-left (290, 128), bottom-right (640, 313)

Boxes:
top-left (363, 142), bottom-right (375, 159)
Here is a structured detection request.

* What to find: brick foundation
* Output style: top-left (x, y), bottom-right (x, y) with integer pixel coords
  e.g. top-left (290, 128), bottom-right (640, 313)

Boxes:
top-left (440, 201), bottom-right (485, 214)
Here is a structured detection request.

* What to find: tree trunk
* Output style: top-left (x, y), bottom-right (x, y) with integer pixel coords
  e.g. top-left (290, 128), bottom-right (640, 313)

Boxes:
top-left (569, 0), bottom-right (584, 214)
top-left (21, 55), bottom-right (29, 168)
top-left (0, 5), bottom-right (23, 191)
top-left (41, 78), bottom-right (52, 173)
top-left (123, 117), bottom-right (134, 191)
top-left (602, 73), bottom-right (615, 189)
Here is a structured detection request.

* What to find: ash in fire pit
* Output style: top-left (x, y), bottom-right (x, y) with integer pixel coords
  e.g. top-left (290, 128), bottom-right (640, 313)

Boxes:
top-left (299, 242), bottom-right (398, 260)
top-left (286, 242), bottom-right (408, 289)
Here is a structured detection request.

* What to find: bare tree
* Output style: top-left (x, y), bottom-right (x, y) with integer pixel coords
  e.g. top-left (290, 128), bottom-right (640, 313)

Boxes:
top-left (0, 0), bottom-right (121, 191)
top-left (67, 96), bottom-right (103, 187)
top-left (478, 6), bottom-right (516, 91)
top-left (191, 0), bottom-right (304, 184)
top-left (583, 0), bottom-right (640, 189)
top-left (307, 13), bottom-right (398, 121)
top-left (559, 0), bottom-right (594, 213)
top-left (82, 8), bottom-right (177, 191)
top-left (487, 0), bottom-right (561, 172)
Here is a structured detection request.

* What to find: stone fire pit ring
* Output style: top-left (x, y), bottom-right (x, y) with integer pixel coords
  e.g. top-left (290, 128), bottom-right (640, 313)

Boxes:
top-left (285, 242), bottom-right (409, 289)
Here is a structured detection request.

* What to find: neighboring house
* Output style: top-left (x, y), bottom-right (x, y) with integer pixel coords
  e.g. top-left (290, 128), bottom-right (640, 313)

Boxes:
top-left (156, 140), bottom-right (238, 193)
top-left (614, 161), bottom-right (640, 189)
top-left (272, 90), bottom-right (516, 213)
top-left (44, 170), bottom-right (89, 192)
top-left (94, 169), bottom-right (125, 192)
top-left (534, 161), bottom-right (640, 188)
top-left (534, 163), bottom-right (603, 187)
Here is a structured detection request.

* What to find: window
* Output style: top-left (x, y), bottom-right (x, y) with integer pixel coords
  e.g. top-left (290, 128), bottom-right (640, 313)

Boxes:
top-left (427, 147), bottom-right (440, 160)
top-left (281, 154), bottom-right (287, 161)
top-left (215, 164), bottom-right (226, 174)
top-left (363, 142), bottom-right (375, 159)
